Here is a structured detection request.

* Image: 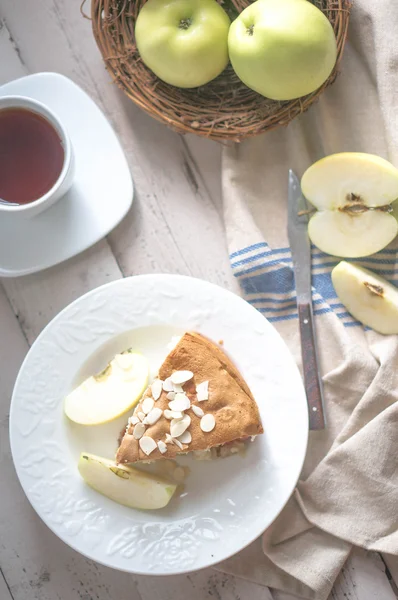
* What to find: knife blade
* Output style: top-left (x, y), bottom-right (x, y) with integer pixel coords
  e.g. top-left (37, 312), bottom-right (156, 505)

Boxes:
top-left (287, 169), bottom-right (326, 430)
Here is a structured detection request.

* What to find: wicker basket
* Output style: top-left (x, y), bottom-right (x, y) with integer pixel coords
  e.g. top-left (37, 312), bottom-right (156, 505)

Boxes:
top-left (91, 0), bottom-right (351, 143)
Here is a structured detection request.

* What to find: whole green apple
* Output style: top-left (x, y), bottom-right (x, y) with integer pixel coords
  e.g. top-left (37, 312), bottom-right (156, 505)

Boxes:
top-left (228, 0), bottom-right (337, 101)
top-left (135, 0), bottom-right (230, 88)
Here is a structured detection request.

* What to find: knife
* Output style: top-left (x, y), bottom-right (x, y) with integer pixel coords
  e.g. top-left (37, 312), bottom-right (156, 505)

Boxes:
top-left (287, 169), bottom-right (326, 430)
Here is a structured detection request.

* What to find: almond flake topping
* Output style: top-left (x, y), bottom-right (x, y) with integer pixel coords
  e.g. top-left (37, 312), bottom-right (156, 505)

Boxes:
top-left (196, 380), bottom-right (209, 401)
top-left (142, 397), bottom-right (155, 414)
top-left (170, 370), bottom-right (194, 385)
top-left (170, 414), bottom-right (191, 438)
top-left (164, 409), bottom-right (183, 420)
top-left (166, 391), bottom-right (175, 401)
top-left (157, 440), bottom-right (167, 454)
top-left (128, 415), bottom-right (140, 426)
top-left (133, 423), bottom-right (146, 440)
top-left (137, 411), bottom-right (146, 422)
top-left (167, 335), bottom-right (182, 351)
top-left (169, 393), bottom-right (190, 412)
top-left (144, 407), bottom-right (163, 426)
top-left (191, 405), bottom-right (204, 418)
top-left (163, 377), bottom-right (174, 392)
top-left (165, 433), bottom-right (174, 444)
top-left (172, 382), bottom-right (184, 393)
top-left (172, 438), bottom-right (184, 450)
top-left (200, 413), bottom-right (215, 432)
top-left (178, 431), bottom-right (192, 444)
top-left (151, 379), bottom-right (163, 401)
top-left (139, 436), bottom-right (157, 455)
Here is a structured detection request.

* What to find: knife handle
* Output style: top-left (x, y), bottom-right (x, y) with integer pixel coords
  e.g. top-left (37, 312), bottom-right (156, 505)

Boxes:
top-left (298, 302), bottom-right (326, 430)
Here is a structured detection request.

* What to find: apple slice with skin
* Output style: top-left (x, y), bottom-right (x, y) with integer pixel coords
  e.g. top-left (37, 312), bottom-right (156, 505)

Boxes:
top-left (64, 351), bottom-right (149, 425)
top-left (332, 261), bottom-right (398, 334)
top-left (78, 453), bottom-right (177, 510)
top-left (302, 153), bottom-right (398, 257)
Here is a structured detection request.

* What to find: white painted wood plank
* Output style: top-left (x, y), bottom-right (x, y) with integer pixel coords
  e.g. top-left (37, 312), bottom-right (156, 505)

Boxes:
top-left (183, 134), bottom-right (223, 215)
top-left (0, 20), bottom-right (28, 84)
top-left (329, 550), bottom-right (396, 600)
top-left (383, 555), bottom-right (398, 597)
top-left (2, 240), bottom-right (122, 344)
top-left (134, 568), bottom-right (274, 600)
top-left (0, 570), bottom-right (13, 600)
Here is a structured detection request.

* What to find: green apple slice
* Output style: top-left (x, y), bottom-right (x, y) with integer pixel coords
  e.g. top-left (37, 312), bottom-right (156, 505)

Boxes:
top-left (302, 153), bottom-right (398, 257)
top-left (65, 351), bottom-right (149, 425)
top-left (332, 261), bottom-right (398, 334)
top-left (308, 210), bottom-right (398, 258)
top-left (78, 453), bottom-right (177, 510)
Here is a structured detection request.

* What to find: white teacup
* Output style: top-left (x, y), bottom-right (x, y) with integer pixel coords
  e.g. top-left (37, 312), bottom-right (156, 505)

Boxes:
top-left (0, 95), bottom-right (74, 218)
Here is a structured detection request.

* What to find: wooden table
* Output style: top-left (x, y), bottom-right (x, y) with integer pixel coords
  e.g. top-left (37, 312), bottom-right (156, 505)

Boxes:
top-left (0, 3), bottom-right (397, 599)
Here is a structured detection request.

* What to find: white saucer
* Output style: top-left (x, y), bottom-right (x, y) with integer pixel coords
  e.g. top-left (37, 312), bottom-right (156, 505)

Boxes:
top-left (0, 73), bottom-right (133, 277)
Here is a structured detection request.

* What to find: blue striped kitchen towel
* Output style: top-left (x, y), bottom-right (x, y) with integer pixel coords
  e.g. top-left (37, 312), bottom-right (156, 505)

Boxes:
top-left (230, 241), bottom-right (398, 329)
top-left (218, 12), bottom-right (398, 593)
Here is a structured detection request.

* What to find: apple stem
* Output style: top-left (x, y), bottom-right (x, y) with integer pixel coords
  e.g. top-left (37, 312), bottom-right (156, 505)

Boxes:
top-left (179, 17), bottom-right (192, 30)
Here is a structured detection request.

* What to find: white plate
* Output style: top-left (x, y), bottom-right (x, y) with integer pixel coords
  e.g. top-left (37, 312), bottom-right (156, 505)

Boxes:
top-left (10, 275), bottom-right (308, 575)
top-left (0, 73), bottom-right (133, 277)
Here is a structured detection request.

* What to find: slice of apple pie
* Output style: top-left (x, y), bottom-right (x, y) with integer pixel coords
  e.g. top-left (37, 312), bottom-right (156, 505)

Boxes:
top-left (116, 332), bottom-right (263, 464)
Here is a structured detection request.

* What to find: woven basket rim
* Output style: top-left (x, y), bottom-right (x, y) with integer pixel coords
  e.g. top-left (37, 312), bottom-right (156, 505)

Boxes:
top-left (91, 0), bottom-right (351, 143)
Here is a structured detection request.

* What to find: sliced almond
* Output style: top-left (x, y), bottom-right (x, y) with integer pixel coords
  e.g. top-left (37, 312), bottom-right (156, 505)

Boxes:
top-left (139, 436), bottom-right (157, 455)
top-left (172, 382), bottom-right (184, 393)
top-left (142, 397), bottom-right (155, 414)
top-left (178, 431), bottom-right (192, 444)
top-left (167, 335), bottom-right (182, 351)
top-left (196, 380), bottom-right (209, 401)
top-left (171, 370), bottom-right (194, 385)
top-left (164, 409), bottom-right (183, 420)
top-left (137, 411), bottom-right (146, 422)
top-left (151, 379), bottom-right (163, 401)
top-left (172, 438), bottom-right (184, 450)
top-left (166, 391), bottom-right (176, 401)
top-left (133, 423), bottom-right (146, 440)
top-left (163, 377), bottom-right (174, 392)
top-left (170, 414), bottom-right (191, 438)
top-left (144, 407), bottom-right (163, 426)
top-left (191, 405), bottom-right (204, 418)
top-left (165, 433), bottom-right (174, 445)
top-left (169, 393), bottom-right (191, 412)
top-left (157, 440), bottom-right (167, 454)
top-left (128, 415), bottom-right (140, 426)
top-left (200, 413), bottom-right (215, 432)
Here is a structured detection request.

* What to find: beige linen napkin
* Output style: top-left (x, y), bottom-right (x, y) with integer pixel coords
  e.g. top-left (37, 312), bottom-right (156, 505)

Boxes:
top-left (216, 2), bottom-right (398, 598)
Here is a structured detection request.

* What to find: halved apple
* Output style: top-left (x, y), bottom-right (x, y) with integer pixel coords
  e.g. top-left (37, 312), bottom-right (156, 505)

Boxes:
top-left (332, 261), bottom-right (398, 334)
top-left (302, 153), bottom-right (398, 257)
top-left (64, 351), bottom-right (149, 425)
top-left (78, 453), bottom-right (177, 510)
